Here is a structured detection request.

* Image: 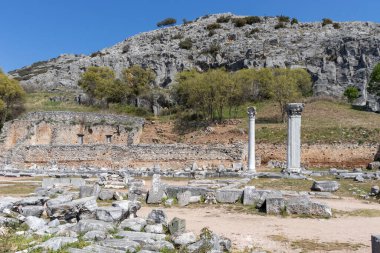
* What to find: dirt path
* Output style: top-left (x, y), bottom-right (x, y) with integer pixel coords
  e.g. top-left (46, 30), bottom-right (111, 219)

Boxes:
top-left (139, 198), bottom-right (380, 252)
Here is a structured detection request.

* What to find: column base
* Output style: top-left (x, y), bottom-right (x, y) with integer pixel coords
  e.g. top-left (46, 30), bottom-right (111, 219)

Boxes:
top-left (286, 167), bottom-right (301, 173)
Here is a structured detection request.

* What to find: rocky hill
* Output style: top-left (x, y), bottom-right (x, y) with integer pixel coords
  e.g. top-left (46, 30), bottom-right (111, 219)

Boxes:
top-left (8, 13), bottom-right (380, 110)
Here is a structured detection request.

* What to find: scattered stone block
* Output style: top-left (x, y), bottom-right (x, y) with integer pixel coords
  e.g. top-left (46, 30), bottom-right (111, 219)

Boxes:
top-left (165, 186), bottom-right (212, 199)
top-left (96, 207), bottom-right (123, 222)
top-left (265, 197), bottom-right (285, 215)
top-left (142, 240), bottom-right (175, 251)
top-left (83, 230), bottom-right (107, 241)
top-left (47, 196), bottom-right (98, 221)
top-left (147, 209), bottom-right (167, 225)
top-left (311, 181), bottom-right (340, 192)
top-left (98, 238), bottom-right (140, 252)
top-left (189, 195), bottom-right (201, 203)
top-left (371, 186), bottom-right (380, 196)
top-left (75, 219), bottom-right (114, 233)
top-left (177, 191), bottom-right (191, 207)
top-left (119, 217), bottom-right (147, 232)
top-left (286, 196), bottom-right (332, 217)
top-left (169, 217), bottom-right (186, 235)
top-left (98, 190), bottom-right (114, 201)
top-left (243, 186), bottom-right (257, 205)
top-left (19, 206), bottom-right (44, 217)
top-left (147, 174), bottom-right (166, 204)
top-left (368, 162), bottom-right (380, 170)
top-left (145, 223), bottom-right (165, 234)
top-left (68, 245), bottom-right (125, 253)
top-left (355, 175), bottom-right (365, 182)
top-left (79, 184), bottom-right (101, 198)
top-left (173, 231), bottom-right (196, 246)
top-left (215, 189), bottom-right (243, 203)
top-left (116, 231), bottom-right (166, 242)
top-left (36, 237), bottom-right (78, 251)
top-left (25, 216), bottom-right (47, 231)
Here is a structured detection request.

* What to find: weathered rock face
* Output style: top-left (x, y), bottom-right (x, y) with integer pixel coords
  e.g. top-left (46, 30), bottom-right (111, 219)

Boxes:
top-left (8, 14), bottom-right (380, 109)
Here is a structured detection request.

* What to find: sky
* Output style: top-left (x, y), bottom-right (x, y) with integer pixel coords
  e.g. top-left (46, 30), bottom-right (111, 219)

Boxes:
top-left (1, 0), bottom-right (379, 72)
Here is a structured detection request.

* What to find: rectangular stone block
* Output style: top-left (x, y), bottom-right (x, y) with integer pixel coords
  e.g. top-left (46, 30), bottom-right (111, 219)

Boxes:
top-left (372, 235), bottom-right (380, 253)
top-left (215, 189), bottom-right (243, 203)
top-left (165, 186), bottom-right (212, 199)
top-left (266, 197), bottom-right (285, 215)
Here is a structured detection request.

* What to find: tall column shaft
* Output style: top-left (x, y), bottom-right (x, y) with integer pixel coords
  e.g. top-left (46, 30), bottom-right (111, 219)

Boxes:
top-left (286, 103), bottom-right (304, 173)
top-left (247, 107), bottom-right (256, 172)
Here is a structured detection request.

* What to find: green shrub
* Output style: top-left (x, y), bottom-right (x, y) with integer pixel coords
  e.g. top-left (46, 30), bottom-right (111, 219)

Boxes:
top-left (179, 38), bottom-right (193, 50)
top-left (322, 18), bottom-right (333, 26)
top-left (333, 23), bottom-right (341, 29)
top-left (205, 43), bottom-right (221, 56)
top-left (249, 28), bottom-right (260, 34)
top-left (157, 18), bottom-right (177, 27)
top-left (122, 44), bottom-right (130, 54)
top-left (216, 16), bottom-right (231, 23)
top-left (244, 16), bottom-right (261, 24)
top-left (291, 18), bottom-right (299, 25)
top-left (171, 33), bottom-right (184, 40)
top-left (206, 23), bottom-right (221, 31)
top-left (274, 22), bottom-right (287, 29)
top-left (344, 86), bottom-right (360, 103)
top-left (232, 18), bottom-right (247, 27)
top-left (208, 30), bottom-right (216, 37)
top-left (278, 15), bottom-right (290, 23)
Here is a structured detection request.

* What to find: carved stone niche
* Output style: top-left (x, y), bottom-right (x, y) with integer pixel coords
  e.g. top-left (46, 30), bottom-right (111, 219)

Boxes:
top-left (286, 103), bottom-right (304, 116)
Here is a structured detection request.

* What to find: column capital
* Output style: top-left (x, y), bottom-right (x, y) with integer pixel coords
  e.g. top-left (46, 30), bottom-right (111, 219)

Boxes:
top-left (286, 103), bottom-right (304, 116)
top-left (247, 106), bottom-right (256, 119)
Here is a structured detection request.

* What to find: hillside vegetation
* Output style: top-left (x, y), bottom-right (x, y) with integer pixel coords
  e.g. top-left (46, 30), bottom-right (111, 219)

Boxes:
top-left (23, 91), bottom-right (380, 145)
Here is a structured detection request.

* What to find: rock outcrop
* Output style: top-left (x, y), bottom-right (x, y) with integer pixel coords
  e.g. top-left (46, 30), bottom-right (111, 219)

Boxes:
top-left (8, 14), bottom-right (380, 109)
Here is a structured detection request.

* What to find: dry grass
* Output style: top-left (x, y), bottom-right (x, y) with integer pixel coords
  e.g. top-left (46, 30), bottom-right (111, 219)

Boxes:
top-left (268, 234), bottom-right (366, 252)
top-left (0, 182), bottom-right (38, 196)
top-left (248, 175), bottom-right (378, 202)
top-left (334, 208), bottom-right (380, 217)
top-left (252, 100), bottom-right (380, 144)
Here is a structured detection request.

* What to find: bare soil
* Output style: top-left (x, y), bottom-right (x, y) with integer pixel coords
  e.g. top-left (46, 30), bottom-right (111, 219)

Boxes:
top-left (140, 198), bottom-right (380, 252)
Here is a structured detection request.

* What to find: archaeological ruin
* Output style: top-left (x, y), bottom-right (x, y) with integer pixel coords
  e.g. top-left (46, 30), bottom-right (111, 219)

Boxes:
top-left (0, 111), bottom-right (244, 169)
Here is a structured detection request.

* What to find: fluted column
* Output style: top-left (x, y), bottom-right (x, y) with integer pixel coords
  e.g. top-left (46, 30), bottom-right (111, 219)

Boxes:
top-left (247, 107), bottom-right (256, 172)
top-left (286, 103), bottom-right (304, 173)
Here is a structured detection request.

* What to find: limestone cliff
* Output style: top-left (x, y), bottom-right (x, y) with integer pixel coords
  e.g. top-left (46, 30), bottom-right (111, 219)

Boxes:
top-left (8, 14), bottom-right (380, 109)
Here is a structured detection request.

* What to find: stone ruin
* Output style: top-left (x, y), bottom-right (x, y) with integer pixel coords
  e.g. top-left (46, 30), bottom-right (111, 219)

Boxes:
top-left (0, 111), bottom-right (244, 169)
top-left (0, 175), bottom-right (232, 252)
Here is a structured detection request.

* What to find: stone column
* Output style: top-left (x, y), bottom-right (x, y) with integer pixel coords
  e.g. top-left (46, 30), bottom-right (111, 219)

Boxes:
top-left (247, 107), bottom-right (256, 172)
top-left (286, 103), bottom-right (304, 173)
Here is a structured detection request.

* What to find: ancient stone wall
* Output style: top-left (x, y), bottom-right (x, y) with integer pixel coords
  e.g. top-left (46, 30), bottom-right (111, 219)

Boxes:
top-left (0, 111), bottom-right (144, 148)
top-left (9, 144), bottom-right (243, 169)
top-left (0, 112), bottom-right (244, 169)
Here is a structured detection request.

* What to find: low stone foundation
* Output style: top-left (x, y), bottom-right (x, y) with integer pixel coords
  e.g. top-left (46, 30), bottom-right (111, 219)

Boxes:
top-left (8, 143), bottom-right (244, 169)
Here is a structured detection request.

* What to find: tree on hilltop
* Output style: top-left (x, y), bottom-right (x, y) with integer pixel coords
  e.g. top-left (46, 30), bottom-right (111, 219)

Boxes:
top-left (157, 18), bottom-right (177, 27)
